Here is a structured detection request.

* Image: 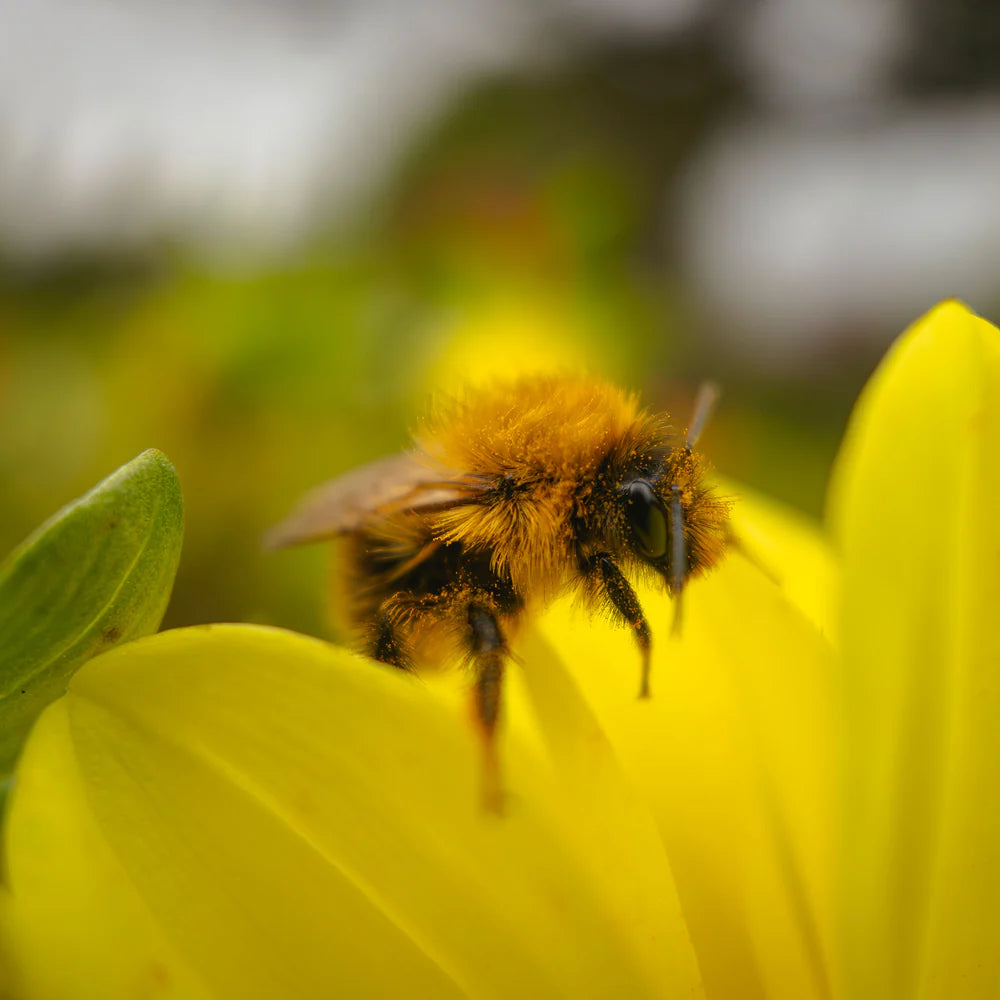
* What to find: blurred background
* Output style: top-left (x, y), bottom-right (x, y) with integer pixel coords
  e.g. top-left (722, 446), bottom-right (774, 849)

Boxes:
top-left (2, 0), bottom-right (998, 635)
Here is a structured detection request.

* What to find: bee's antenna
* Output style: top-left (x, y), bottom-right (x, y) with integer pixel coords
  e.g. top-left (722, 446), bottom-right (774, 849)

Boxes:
top-left (685, 381), bottom-right (720, 449)
top-left (669, 483), bottom-right (685, 636)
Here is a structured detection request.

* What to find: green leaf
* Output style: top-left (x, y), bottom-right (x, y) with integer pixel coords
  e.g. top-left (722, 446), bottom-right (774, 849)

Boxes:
top-left (0, 449), bottom-right (183, 785)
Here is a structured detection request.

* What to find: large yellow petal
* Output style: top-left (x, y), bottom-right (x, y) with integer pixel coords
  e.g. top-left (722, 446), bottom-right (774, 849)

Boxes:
top-left (534, 535), bottom-right (835, 1000)
top-left (828, 300), bottom-right (1000, 998)
top-left (3, 624), bottom-right (701, 1000)
top-left (0, 702), bottom-right (214, 1000)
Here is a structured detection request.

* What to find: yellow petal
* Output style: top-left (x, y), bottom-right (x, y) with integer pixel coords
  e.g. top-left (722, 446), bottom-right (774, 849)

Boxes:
top-left (828, 300), bottom-right (1000, 998)
top-left (0, 699), bottom-right (215, 999)
top-left (3, 625), bottom-right (700, 999)
top-left (535, 536), bottom-right (835, 1000)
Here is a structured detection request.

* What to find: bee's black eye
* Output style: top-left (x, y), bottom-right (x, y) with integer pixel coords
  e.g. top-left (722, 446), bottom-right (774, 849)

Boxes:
top-left (624, 480), bottom-right (667, 559)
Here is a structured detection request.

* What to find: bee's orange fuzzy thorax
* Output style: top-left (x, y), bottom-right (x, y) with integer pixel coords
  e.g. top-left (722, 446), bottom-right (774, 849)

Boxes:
top-left (415, 377), bottom-right (665, 597)
top-left (419, 376), bottom-right (645, 482)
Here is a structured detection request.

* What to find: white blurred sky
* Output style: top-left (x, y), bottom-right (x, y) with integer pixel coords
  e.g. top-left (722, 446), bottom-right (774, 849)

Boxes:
top-left (3, 0), bottom-right (1000, 362)
top-left (0, 0), bottom-right (698, 260)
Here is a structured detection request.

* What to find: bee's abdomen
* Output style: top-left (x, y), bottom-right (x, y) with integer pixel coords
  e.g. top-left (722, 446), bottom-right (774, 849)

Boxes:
top-left (349, 527), bottom-right (523, 634)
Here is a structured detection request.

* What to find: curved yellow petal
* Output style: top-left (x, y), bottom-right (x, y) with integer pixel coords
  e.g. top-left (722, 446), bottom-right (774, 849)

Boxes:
top-left (3, 625), bottom-right (700, 999)
top-left (1, 700), bottom-right (213, 1000)
top-left (828, 300), bottom-right (1000, 998)
top-left (534, 538), bottom-right (835, 1000)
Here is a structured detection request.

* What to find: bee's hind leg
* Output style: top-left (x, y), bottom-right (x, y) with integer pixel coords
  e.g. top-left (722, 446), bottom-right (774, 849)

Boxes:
top-left (368, 603), bottom-right (413, 671)
top-left (467, 605), bottom-right (507, 813)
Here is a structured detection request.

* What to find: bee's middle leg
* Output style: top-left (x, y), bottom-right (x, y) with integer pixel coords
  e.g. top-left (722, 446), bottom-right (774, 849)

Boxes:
top-left (467, 604), bottom-right (508, 811)
top-left (583, 553), bottom-right (652, 698)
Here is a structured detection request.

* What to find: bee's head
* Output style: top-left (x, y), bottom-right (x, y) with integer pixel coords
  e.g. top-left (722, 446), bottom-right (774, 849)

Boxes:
top-left (588, 383), bottom-right (731, 629)
top-left (620, 448), bottom-right (730, 597)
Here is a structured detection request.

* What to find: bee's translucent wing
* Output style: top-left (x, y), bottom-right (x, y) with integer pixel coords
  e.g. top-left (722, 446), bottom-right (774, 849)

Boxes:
top-left (264, 452), bottom-right (477, 550)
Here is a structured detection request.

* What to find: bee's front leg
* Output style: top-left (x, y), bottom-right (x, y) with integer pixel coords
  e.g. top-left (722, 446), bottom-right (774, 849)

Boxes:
top-left (468, 605), bottom-right (508, 813)
top-left (582, 553), bottom-right (652, 698)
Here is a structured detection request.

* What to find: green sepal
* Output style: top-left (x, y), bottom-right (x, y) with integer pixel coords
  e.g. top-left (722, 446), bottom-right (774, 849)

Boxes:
top-left (0, 449), bottom-right (183, 785)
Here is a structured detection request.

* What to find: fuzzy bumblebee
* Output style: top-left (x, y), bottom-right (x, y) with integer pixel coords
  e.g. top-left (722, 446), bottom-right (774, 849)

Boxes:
top-left (268, 375), bottom-right (731, 804)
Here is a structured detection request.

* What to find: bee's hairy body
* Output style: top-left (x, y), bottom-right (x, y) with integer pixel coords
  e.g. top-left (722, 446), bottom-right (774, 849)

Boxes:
top-left (271, 375), bottom-right (731, 806)
top-left (353, 380), bottom-right (709, 649)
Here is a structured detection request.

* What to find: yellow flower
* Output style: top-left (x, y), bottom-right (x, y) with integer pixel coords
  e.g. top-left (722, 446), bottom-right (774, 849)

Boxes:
top-left (1, 301), bottom-right (997, 999)
top-left (829, 300), bottom-right (1000, 998)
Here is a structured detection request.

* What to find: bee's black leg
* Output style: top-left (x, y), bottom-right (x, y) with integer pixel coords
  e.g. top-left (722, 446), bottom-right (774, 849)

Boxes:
top-left (468, 605), bottom-right (507, 812)
top-left (584, 553), bottom-right (652, 698)
top-left (369, 607), bottom-right (412, 671)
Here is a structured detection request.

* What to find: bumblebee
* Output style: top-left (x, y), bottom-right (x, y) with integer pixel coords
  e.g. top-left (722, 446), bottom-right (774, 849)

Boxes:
top-left (268, 376), bottom-right (731, 801)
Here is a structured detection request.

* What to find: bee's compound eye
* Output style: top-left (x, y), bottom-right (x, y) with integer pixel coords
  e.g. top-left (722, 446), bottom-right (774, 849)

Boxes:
top-left (625, 480), bottom-right (668, 559)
